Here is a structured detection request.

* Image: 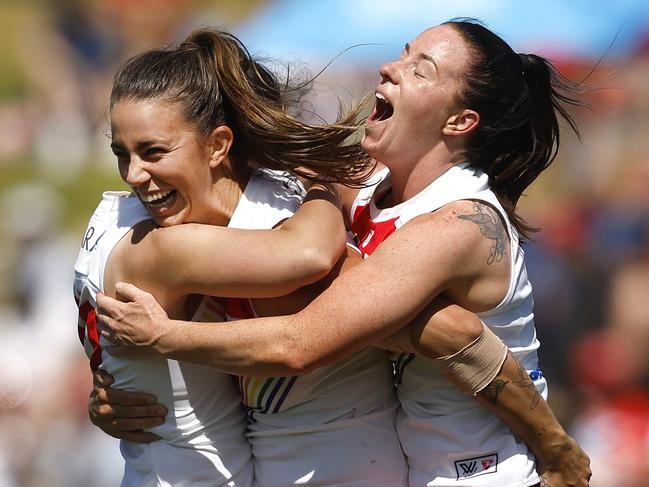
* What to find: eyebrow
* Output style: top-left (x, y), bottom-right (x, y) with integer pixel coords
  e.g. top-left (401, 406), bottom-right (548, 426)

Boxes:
top-left (110, 140), bottom-right (161, 152)
top-left (404, 43), bottom-right (438, 71)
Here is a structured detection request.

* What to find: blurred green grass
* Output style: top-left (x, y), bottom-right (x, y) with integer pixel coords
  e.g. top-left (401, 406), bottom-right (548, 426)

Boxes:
top-left (0, 5), bottom-right (30, 102)
top-left (0, 160), bottom-right (126, 235)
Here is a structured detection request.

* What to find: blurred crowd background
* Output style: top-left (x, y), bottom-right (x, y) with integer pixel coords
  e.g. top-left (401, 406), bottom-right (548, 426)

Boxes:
top-left (0, 1), bottom-right (648, 486)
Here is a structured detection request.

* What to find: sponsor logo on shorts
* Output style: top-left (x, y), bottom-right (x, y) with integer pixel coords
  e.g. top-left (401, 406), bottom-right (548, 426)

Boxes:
top-left (454, 453), bottom-right (498, 480)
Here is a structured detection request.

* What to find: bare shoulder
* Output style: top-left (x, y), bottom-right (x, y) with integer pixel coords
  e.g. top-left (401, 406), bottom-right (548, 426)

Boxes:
top-left (397, 199), bottom-right (509, 269)
top-left (448, 200), bottom-right (509, 266)
top-left (106, 220), bottom-right (187, 313)
top-left (106, 219), bottom-right (159, 287)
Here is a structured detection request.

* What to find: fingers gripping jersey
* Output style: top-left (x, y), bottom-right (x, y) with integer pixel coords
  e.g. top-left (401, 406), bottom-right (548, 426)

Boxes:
top-left (192, 170), bottom-right (408, 487)
top-left (350, 164), bottom-right (546, 487)
top-left (73, 192), bottom-right (253, 487)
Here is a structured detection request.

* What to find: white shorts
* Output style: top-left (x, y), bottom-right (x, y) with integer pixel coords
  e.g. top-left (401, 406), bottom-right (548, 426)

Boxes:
top-left (398, 406), bottom-right (540, 487)
top-left (249, 407), bottom-right (408, 487)
top-left (120, 440), bottom-right (254, 487)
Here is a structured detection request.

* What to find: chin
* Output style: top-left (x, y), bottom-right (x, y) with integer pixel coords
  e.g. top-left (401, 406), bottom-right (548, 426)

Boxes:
top-left (153, 217), bottom-right (174, 228)
top-left (154, 211), bottom-right (187, 228)
top-left (360, 134), bottom-right (377, 155)
top-left (361, 139), bottom-right (386, 164)
top-left (362, 122), bottom-right (391, 156)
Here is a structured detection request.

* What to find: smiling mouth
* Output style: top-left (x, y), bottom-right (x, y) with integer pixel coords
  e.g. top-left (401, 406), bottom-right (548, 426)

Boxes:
top-left (139, 189), bottom-right (177, 209)
top-left (368, 93), bottom-right (394, 123)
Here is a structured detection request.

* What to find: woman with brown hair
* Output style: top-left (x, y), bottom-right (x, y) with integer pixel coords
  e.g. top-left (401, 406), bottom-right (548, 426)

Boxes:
top-left (74, 27), bottom-right (412, 486)
top-left (97, 20), bottom-right (592, 487)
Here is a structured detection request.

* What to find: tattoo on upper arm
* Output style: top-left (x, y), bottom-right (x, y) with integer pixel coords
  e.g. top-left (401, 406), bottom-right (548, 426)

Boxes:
top-left (457, 202), bottom-right (506, 265)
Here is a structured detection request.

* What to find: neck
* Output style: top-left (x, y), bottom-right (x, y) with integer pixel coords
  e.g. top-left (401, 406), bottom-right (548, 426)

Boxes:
top-left (207, 169), bottom-right (250, 226)
top-left (387, 148), bottom-right (465, 205)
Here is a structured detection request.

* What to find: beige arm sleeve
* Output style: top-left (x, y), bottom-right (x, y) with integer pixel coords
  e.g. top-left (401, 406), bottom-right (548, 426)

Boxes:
top-left (433, 324), bottom-right (508, 395)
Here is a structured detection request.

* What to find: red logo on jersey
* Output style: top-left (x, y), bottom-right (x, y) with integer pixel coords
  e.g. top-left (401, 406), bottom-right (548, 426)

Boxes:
top-left (481, 459), bottom-right (494, 470)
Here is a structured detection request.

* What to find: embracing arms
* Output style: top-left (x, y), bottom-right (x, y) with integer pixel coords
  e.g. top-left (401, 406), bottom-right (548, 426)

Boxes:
top-left (96, 200), bottom-right (591, 485)
top-left (99, 200), bottom-right (515, 372)
top-left (85, 183), bottom-right (345, 441)
top-left (111, 184), bottom-right (346, 303)
top-left (98, 202), bottom-right (471, 374)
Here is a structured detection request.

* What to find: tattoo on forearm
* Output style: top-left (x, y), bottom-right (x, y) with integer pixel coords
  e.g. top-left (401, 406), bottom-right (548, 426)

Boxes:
top-left (482, 379), bottom-right (509, 404)
top-left (481, 353), bottom-right (541, 410)
top-left (457, 202), bottom-right (506, 265)
top-left (511, 354), bottom-right (541, 410)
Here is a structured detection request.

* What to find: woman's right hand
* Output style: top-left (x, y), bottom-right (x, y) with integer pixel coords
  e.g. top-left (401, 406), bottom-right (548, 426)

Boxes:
top-left (89, 369), bottom-right (167, 443)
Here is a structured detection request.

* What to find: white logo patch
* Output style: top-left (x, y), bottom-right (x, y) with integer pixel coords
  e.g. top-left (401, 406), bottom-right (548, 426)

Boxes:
top-left (454, 453), bottom-right (498, 479)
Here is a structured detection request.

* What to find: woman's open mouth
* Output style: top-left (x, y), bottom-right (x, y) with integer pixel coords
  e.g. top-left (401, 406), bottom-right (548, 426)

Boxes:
top-left (367, 93), bottom-right (394, 123)
top-left (139, 189), bottom-right (177, 210)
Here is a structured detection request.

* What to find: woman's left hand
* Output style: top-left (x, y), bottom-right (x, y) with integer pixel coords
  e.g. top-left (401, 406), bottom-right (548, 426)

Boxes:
top-left (535, 434), bottom-right (592, 487)
top-left (97, 282), bottom-right (171, 356)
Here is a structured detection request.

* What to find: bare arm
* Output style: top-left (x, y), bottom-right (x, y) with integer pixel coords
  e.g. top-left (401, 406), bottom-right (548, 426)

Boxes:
top-left (388, 299), bottom-right (592, 487)
top-left (91, 184), bottom-right (345, 441)
top-left (116, 183), bottom-right (346, 302)
top-left (476, 353), bottom-right (591, 487)
top-left (97, 202), bottom-right (489, 374)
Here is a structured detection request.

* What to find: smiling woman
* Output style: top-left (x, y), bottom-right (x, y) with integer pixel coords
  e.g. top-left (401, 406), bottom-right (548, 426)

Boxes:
top-left (110, 100), bottom-right (238, 227)
top-left (73, 27), bottom-right (395, 487)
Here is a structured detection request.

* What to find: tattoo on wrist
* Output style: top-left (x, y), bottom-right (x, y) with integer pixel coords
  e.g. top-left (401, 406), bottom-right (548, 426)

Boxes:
top-left (457, 202), bottom-right (506, 265)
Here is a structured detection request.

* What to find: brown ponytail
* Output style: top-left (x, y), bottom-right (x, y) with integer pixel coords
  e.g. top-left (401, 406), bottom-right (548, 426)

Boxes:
top-left (111, 27), bottom-right (373, 186)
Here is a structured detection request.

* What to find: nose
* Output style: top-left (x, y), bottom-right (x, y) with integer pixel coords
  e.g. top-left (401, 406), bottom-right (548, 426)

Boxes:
top-left (379, 60), bottom-right (400, 84)
top-left (123, 156), bottom-right (151, 187)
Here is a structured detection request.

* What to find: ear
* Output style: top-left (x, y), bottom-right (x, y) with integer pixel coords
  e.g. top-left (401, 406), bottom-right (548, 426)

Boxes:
top-left (207, 125), bottom-right (234, 169)
top-left (442, 109), bottom-right (479, 136)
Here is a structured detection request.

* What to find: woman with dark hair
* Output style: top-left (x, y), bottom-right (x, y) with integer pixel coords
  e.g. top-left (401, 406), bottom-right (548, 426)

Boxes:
top-left (97, 20), bottom-right (592, 486)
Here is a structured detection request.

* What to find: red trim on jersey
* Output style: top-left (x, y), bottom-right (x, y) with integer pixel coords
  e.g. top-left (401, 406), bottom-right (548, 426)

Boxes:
top-left (351, 203), bottom-right (398, 257)
top-left (225, 297), bottom-right (256, 320)
top-left (79, 301), bottom-right (102, 371)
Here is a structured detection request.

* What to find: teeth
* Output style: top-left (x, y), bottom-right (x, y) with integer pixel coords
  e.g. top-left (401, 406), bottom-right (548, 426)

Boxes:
top-left (140, 189), bottom-right (173, 203)
top-left (376, 92), bottom-right (386, 101)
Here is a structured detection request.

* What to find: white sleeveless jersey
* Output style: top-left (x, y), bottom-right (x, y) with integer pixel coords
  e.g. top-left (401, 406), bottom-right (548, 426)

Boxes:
top-left (73, 191), bottom-right (253, 487)
top-left (193, 170), bottom-right (408, 487)
top-left (350, 164), bottom-right (547, 487)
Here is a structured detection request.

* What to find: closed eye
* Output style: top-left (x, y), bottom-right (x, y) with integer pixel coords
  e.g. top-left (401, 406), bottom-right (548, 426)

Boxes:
top-left (411, 64), bottom-right (426, 79)
top-left (144, 147), bottom-right (166, 159)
